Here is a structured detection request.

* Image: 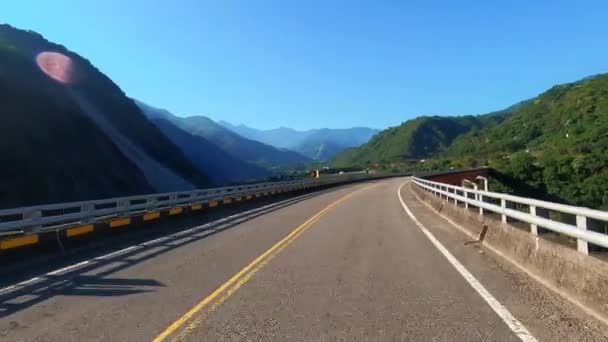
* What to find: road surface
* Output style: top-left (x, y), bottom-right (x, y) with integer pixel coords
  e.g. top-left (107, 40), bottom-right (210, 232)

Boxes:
top-left (0, 178), bottom-right (605, 341)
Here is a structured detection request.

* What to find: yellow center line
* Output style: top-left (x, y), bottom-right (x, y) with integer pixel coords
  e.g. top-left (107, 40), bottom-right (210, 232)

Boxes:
top-left (152, 183), bottom-right (379, 342)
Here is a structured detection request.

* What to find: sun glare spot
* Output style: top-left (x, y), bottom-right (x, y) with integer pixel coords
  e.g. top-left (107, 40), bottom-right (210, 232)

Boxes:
top-left (36, 51), bottom-right (77, 84)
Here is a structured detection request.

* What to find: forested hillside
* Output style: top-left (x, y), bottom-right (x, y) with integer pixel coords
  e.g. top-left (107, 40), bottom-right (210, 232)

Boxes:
top-left (332, 112), bottom-right (508, 167)
top-left (442, 74), bottom-right (608, 209)
top-left (333, 74), bottom-right (608, 209)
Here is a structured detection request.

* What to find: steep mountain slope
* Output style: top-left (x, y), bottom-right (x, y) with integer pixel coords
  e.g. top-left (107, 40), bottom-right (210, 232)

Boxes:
top-left (136, 102), bottom-right (270, 183)
top-left (219, 122), bottom-right (379, 160)
top-left (0, 24), bottom-right (210, 208)
top-left (332, 112), bottom-right (507, 167)
top-left (165, 115), bottom-right (310, 167)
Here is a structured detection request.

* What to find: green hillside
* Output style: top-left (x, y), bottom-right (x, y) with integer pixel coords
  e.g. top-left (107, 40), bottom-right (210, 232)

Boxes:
top-left (332, 112), bottom-right (507, 167)
top-left (333, 73), bottom-right (608, 209)
top-left (443, 74), bottom-right (608, 209)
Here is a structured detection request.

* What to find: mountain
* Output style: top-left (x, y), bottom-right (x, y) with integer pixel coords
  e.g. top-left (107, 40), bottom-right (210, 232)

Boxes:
top-left (331, 73), bottom-right (608, 209)
top-left (442, 74), bottom-right (608, 208)
top-left (136, 101), bottom-right (270, 183)
top-left (331, 112), bottom-right (508, 167)
top-left (146, 112), bottom-right (310, 167)
top-left (0, 24), bottom-right (210, 208)
top-left (219, 122), bottom-right (379, 160)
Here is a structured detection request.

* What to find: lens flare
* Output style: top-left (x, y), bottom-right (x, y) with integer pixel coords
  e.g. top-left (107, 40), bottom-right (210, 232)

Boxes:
top-left (36, 51), bottom-right (77, 84)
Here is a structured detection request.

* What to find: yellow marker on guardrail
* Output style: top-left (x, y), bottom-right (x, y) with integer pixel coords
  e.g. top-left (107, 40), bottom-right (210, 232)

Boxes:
top-left (169, 208), bottom-right (183, 215)
top-left (109, 218), bottom-right (131, 228)
top-left (0, 234), bottom-right (39, 250)
top-left (209, 201), bottom-right (219, 208)
top-left (143, 212), bottom-right (160, 221)
top-left (67, 225), bottom-right (94, 237)
top-left (191, 204), bottom-right (203, 211)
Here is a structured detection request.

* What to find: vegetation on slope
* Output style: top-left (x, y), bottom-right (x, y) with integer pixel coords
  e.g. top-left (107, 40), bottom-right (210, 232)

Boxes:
top-left (0, 24), bottom-right (210, 208)
top-left (332, 112), bottom-right (507, 167)
top-left (333, 74), bottom-right (608, 209)
top-left (442, 74), bottom-right (608, 209)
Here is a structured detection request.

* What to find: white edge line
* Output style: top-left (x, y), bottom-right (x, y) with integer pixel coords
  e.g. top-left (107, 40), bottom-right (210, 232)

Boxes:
top-left (47, 260), bottom-right (91, 276)
top-left (410, 182), bottom-right (608, 329)
top-left (0, 188), bottom-right (335, 296)
top-left (397, 182), bottom-right (537, 342)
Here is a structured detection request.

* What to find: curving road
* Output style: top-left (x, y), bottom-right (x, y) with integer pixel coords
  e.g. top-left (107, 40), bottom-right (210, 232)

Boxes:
top-left (0, 178), bottom-right (605, 341)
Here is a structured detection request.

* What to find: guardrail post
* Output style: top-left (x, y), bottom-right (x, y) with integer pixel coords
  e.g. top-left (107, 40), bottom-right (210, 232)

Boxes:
top-left (576, 215), bottom-right (589, 255)
top-left (531, 206), bottom-right (550, 235)
top-left (464, 190), bottom-right (469, 208)
top-left (529, 205), bottom-right (538, 235)
top-left (478, 193), bottom-right (484, 215)
top-left (501, 199), bottom-right (507, 223)
top-left (147, 197), bottom-right (158, 211)
top-left (454, 189), bottom-right (458, 206)
top-left (80, 203), bottom-right (95, 223)
top-left (117, 200), bottom-right (129, 217)
top-left (23, 209), bottom-right (42, 233)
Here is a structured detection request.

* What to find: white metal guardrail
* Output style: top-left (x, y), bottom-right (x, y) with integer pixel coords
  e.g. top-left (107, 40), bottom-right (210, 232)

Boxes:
top-left (0, 173), bottom-right (385, 237)
top-left (412, 177), bottom-right (608, 255)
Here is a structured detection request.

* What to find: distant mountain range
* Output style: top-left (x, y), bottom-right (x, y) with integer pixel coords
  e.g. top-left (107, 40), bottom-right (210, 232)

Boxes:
top-left (219, 122), bottom-right (379, 160)
top-left (135, 102), bottom-right (271, 184)
top-left (137, 102), bottom-right (310, 168)
top-left (0, 24), bottom-right (211, 208)
top-left (7, 22), bottom-right (606, 211)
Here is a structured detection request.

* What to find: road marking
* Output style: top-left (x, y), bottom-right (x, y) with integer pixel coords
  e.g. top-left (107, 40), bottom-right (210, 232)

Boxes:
top-left (152, 183), bottom-right (379, 342)
top-left (0, 186), bottom-right (348, 296)
top-left (175, 219), bottom-right (304, 340)
top-left (47, 260), bottom-right (91, 276)
top-left (397, 182), bottom-right (537, 342)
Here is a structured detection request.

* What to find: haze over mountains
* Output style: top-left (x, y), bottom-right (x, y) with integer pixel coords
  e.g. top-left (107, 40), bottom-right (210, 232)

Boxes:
top-left (219, 122), bottom-right (379, 160)
top-left (135, 101), bottom-right (270, 184)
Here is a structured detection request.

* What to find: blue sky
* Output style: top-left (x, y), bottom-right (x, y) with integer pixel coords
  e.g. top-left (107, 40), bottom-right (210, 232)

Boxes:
top-left (2, 1), bottom-right (607, 130)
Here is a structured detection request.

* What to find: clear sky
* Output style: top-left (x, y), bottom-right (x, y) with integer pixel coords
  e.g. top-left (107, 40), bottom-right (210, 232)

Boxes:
top-left (2, 1), bottom-right (607, 130)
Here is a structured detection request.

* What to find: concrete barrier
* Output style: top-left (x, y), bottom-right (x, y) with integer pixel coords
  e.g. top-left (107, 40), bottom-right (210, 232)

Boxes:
top-left (411, 184), bottom-right (608, 322)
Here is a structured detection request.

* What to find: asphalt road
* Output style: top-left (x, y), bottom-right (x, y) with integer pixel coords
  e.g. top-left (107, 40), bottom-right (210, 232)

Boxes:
top-left (0, 178), bottom-right (605, 341)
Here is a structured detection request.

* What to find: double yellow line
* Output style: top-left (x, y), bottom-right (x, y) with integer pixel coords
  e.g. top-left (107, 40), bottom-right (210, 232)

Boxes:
top-left (152, 183), bottom-right (378, 341)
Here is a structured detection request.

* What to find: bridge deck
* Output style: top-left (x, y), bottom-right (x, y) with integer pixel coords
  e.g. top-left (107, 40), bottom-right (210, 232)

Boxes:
top-left (0, 178), bottom-right (604, 341)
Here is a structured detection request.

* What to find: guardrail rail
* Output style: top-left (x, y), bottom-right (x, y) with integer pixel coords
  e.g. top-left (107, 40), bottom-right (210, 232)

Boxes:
top-left (412, 177), bottom-right (608, 255)
top-left (0, 173), bottom-right (388, 241)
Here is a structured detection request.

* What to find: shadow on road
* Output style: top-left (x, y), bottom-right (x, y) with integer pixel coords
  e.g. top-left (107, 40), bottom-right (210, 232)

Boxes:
top-left (0, 184), bottom-right (354, 318)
